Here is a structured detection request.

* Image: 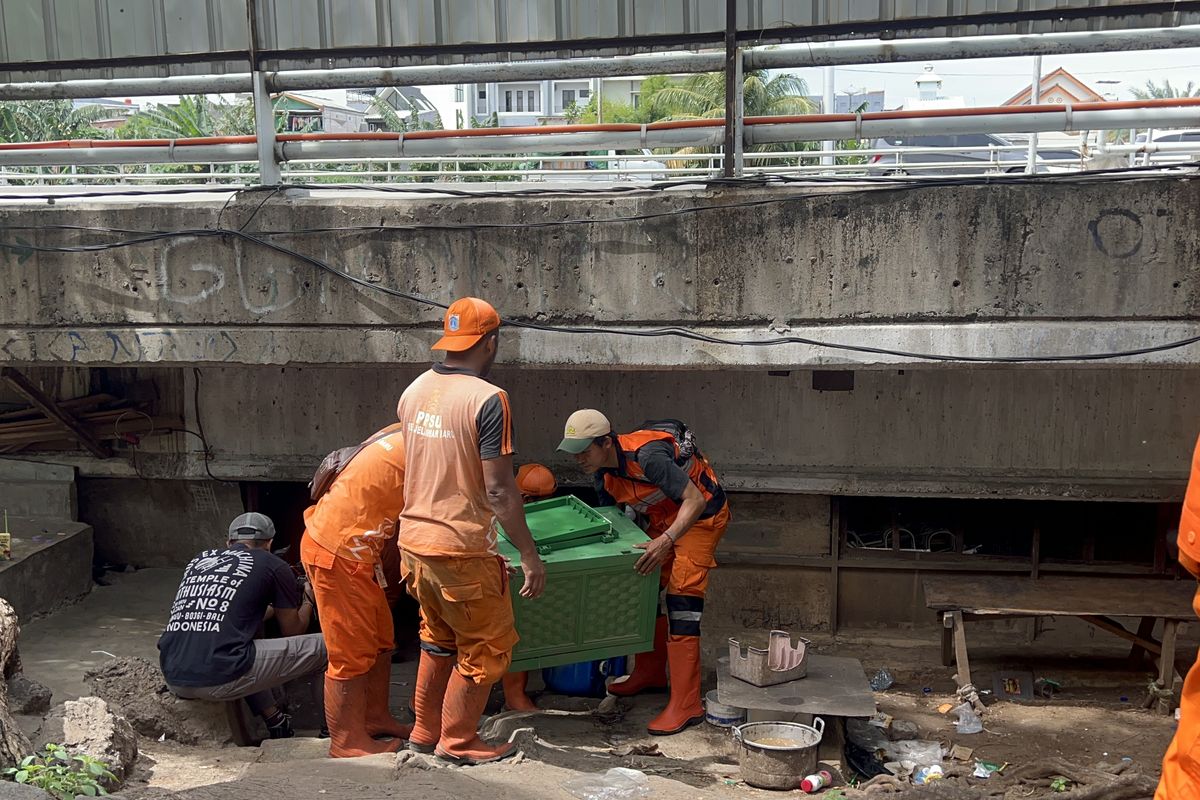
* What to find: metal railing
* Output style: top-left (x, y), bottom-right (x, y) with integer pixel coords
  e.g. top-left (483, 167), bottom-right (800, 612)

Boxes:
top-left (0, 141), bottom-right (1193, 186)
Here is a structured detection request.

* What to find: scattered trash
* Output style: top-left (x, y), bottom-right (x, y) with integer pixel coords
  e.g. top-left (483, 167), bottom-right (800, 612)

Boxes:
top-left (973, 760), bottom-right (1003, 779)
top-left (1051, 777), bottom-right (1072, 792)
top-left (993, 671), bottom-right (1036, 701)
top-left (953, 702), bottom-right (984, 735)
top-left (949, 744), bottom-right (974, 762)
top-left (937, 703), bottom-right (955, 714)
top-left (922, 687), bottom-right (933, 696)
top-left (869, 668), bottom-right (895, 691)
top-left (1119, 696), bottom-right (1130, 704)
top-left (609, 743), bottom-right (662, 758)
top-left (868, 712), bottom-right (893, 730)
top-left (1036, 677), bottom-right (1062, 698)
top-left (91, 651), bottom-right (118, 659)
top-left (157, 734), bottom-right (165, 742)
top-left (563, 767), bottom-right (652, 800)
top-left (1121, 757), bottom-right (1133, 763)
top-left (890, 720), bottom-right (920, 741)
top-left (801, 770), bottom-right (833, 792)
top-left (886, 739), bottom-right (945, 766)
top-left (914, 765), bottom-right (944, 785)
top-left (884, 760), bottom-right (916, 780)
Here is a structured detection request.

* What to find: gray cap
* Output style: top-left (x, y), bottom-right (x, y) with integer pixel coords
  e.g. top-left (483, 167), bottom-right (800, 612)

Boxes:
top-left (228, 512), bottom-right (276, 541)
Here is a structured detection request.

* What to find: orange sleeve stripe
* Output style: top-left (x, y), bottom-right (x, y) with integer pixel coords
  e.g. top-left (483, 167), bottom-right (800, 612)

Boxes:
top-left (499, 391), bottom-right (513, 455)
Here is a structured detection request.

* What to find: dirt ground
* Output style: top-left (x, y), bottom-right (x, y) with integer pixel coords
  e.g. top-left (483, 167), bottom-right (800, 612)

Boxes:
top-left (16, 569), bottom-right (1183, 799)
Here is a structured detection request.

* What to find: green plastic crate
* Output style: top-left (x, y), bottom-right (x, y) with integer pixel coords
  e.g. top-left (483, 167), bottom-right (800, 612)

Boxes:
top-left (498, 505), bottom-right (660, 673)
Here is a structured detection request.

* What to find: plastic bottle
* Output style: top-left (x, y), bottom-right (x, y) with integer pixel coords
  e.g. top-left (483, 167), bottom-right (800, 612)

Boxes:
top-left (801, 770), bottom-right (832, 792)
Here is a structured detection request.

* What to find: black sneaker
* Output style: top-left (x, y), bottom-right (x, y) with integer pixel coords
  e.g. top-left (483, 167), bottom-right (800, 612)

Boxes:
top-left (266, 713), bottom-right (294, 739)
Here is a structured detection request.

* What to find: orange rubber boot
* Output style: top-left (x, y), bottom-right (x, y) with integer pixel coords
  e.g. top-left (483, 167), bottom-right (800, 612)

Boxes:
top-left (408, 650), bottom-right (454, 754)
top-left (502, 672), bottom-right (538, 712)
top-left (325, 675), bottom-right (404, 757)
top-left (608, 616), bottom-right (668, 697)
top-left (435, 670), bottom-right (517, 766)
top-left (647, 636), bottom-right (706, 736)
top-left (366, 653), bottom-right (413, 740)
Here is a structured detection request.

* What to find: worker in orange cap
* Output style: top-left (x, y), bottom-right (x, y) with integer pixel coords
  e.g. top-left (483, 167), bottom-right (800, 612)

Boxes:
top-left (498, 463), bottom-right (560, 712)
top-left (300, 422), bottom-right (411, 757)
top-left (558, 410), bottom-right (730, 736)
top-left (397, 297), bottom-right (547, 765)
top-left (1155, 434), bottom-right (1200, 799)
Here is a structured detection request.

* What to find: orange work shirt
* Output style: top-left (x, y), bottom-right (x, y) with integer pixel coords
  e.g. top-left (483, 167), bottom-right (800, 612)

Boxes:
top-left (1158, 434), bottom-right (1200, 799)
top-left (302, 424), bottom-right (406, 563)
top-left (396, 364), bottom-right (515, 558)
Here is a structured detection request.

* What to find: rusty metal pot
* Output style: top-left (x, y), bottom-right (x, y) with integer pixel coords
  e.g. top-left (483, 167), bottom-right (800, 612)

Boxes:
top-left (731, 718), bottom-right (825, 791)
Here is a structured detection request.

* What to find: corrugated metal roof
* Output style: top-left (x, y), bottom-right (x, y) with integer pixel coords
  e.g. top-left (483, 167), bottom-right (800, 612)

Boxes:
top-left (0, 0), bottom-right (1196, 81)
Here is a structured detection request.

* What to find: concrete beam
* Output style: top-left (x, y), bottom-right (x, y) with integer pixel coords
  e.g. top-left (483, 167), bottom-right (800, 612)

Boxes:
top-left (0, 320), bottom-right (1196, 368)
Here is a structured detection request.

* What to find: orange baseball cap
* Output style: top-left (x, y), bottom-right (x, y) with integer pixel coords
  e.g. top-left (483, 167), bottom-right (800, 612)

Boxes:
top-left (433, 297), bottom-right (501, 352)
top-left (517, 463), bottom-right (557, 500)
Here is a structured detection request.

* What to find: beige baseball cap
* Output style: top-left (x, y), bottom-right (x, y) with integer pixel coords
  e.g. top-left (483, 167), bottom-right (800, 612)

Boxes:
top-left (557, 409), bottom-right (612, 454)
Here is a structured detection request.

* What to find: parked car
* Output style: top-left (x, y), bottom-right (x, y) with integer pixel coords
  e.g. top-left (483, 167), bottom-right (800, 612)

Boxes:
top-left (866, 133), bottom-right (1076, 175)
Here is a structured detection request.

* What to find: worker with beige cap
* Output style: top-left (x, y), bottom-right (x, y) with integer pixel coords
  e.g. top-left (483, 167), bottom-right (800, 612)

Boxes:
top-left (558, 409), bottom-right (730, 735)
top-left (396, 297), bottom-right (546, 765)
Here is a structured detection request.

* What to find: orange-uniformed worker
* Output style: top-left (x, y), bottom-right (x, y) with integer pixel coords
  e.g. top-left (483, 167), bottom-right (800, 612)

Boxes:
top-left (499, 464), bottom-right (560, 713)
top-left (397, 297), bottom-right (547, 765)
top-left (300, 423), bottom-right (411, 758)
top-left (558, 410), bottom-right (730, 736)
top-left (1156, 434), bottom-right (1200, 799)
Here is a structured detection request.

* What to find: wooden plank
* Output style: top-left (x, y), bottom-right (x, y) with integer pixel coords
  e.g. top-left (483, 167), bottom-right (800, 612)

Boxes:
top-left (941, 613), bottom-right (954, 667)
top-left (951, 611), bottom-right (972, 691)
top-left (1158, 620), bottom-right (1179, 716)
top-left (829, 497), bottom-right (841, 633)
top-left (1129, 616), bottom-right (1157, 666)
top-left (923, 574), bottom-right (1195, 620)
top-left (1079, 615), bottom-right (1161, 655)
top-left (0, 393), bottom-right (115, 422)
top-left (0, 369), bottom-right (112, 458)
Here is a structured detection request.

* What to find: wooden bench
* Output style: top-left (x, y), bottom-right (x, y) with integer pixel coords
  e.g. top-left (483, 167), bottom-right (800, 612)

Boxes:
top-left (923, 575), bottom-right (1196, 715)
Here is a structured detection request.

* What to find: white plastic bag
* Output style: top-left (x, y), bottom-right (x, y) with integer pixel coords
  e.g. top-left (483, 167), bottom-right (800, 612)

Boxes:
top-left (563, 768), bottom-right (652, 800)
top-left (953, 702), bottom-right (983, 734)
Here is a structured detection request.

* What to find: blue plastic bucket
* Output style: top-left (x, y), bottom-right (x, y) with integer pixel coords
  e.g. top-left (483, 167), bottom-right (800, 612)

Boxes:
top-left (542, 657), bottom-right (628, 697)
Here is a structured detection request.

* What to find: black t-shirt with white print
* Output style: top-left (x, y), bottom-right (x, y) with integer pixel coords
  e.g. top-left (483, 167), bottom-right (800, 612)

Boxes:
top-left (158, 544), bottom-right (300, 687)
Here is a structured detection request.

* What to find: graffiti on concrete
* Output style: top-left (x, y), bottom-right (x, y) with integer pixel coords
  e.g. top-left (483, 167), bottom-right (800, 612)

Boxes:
top-left (158, 236), bottom-right (306, 315)
top-left (1088, 209), bottom-right (1144, 259)
top-left (0, 329), bottom-right (240, 364)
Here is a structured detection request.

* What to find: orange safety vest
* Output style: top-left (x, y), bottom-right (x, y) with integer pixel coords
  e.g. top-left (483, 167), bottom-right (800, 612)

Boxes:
top-left (601, 430), bottom-right (727, 536)
top-left (1157, 434), bottom-right (1200, 800)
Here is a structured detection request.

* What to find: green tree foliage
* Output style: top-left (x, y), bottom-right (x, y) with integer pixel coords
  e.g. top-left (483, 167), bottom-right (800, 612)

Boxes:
top-left (1129, 79), bottom-right (1199, 100)
top-left (0, 100), bottom-right (108, 143)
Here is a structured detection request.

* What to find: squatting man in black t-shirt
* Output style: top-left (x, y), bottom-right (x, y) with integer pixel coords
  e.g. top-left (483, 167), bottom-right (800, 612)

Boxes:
top-left (157, 513), bottom-right (327, 738)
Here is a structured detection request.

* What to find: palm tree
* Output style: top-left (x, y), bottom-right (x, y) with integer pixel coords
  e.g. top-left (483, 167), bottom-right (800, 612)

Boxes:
top-left (651, 70), bottom-right (816, 166)
top-left (1130, 80), bottom-right (1200, 100)
top-left (120, 95), bottom-right (219, 139)
top-left (652, 70), bottom-right (815, 122)
top-left (0, 100), bottom-right (108, 142)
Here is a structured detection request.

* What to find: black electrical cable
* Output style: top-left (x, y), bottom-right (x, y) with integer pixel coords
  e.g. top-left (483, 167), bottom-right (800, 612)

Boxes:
top-left (2, 166), bottom-right (1199, 363)
top-left (190, 368), bottom-right (239, 485)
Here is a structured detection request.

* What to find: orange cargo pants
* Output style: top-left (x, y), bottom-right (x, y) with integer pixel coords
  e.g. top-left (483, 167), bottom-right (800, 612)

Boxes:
top-left (400, 549), bottom-right (519, 685)
top-left (301, 534), bottom-right (394, 680)
top-left (1157, 555), bottom-right (1200, 800)
top-left (658, 504), bottom-right (731, 597)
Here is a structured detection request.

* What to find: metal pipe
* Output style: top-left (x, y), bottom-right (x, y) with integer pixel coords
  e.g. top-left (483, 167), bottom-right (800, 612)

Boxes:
top-left (252, 71), bottom-right (281, 184)
top-left (723, 0), bottom-right (738, 178)
top-left (1, 26), bottom-right (1198, 102)
top-left (747, 106), bottom-right (1200, 145)
top-left (745, 25), bottom-right (1200, 68)
top-left (0, 144), bottom-right (259, 167)
top-left (821, 67), bottom-right (836, 166)
top-left (1026, 56), bottom-right (1043, 174)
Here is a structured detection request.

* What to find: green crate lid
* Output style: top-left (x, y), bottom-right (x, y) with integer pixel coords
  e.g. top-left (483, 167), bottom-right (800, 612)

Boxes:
top-left (497, 494), bottom-right (616, 554)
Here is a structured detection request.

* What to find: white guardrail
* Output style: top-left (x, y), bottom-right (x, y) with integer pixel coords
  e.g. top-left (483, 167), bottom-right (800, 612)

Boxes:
top-left (0, 142), bottom-right (1195, 185)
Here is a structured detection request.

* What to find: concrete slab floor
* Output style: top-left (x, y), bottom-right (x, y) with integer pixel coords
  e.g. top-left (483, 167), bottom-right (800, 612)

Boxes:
top-left (20, 568), bottom-right (181, 701)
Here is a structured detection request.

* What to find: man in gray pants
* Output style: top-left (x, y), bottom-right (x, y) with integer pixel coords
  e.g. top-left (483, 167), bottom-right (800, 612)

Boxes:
top-left (158, 513), bottom-right (327, 738)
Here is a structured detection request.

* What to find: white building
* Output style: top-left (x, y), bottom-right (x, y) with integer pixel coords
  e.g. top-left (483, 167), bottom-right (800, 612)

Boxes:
top-left (900, 64), bottom-right (966, 111)
top-left (450, 76), bottom-right (677, 128)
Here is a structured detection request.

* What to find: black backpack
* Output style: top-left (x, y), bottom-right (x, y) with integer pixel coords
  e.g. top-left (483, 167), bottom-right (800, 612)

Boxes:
top-left (308, 426), bottom-right (397, 502)
top-left (637, 419), bottom-right (702, 466)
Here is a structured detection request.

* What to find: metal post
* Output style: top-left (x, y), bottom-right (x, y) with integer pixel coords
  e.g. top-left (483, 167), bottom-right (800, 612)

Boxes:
top-left (821, 66), bottom-right (836, 166)
top-left (247, 1), bottom-right (281, 185)
top-left (1025, 55), bottom-right (1042, 174)
top-left (723, 0), bottom-right (741, 178)
top-left (252, 71), bottom-right (282, 185)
